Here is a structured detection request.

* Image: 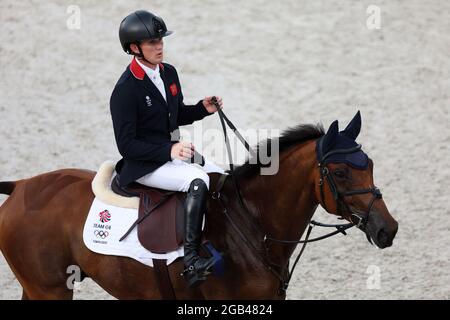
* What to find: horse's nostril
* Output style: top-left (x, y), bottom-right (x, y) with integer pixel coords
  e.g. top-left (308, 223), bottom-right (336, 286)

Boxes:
top-left (377, 229), bottom-right (391, 247)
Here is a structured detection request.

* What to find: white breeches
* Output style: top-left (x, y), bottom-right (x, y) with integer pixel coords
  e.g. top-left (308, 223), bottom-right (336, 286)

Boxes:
top-left (136, 158), bottom-right (225, 192)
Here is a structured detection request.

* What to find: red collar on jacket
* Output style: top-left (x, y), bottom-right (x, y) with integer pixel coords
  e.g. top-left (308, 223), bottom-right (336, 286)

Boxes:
top-left (130, 58), bottom-right (165, 80)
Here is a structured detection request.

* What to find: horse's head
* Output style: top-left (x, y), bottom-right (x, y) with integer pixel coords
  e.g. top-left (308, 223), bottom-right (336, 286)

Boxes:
top-left (314, 111), bottom-right (398, 248)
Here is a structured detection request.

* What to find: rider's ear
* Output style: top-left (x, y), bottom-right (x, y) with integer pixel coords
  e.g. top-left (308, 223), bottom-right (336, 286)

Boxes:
top-left (129, 43), bottom-right (140, 55)
top-left (322, 120), bottom-right (339, 153)
top-left (341, 110), bottom-right (361, 140)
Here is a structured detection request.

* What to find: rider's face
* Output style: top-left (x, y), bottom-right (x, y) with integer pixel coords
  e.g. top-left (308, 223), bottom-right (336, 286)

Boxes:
top-left (132, 38), bottom-right (164, 66)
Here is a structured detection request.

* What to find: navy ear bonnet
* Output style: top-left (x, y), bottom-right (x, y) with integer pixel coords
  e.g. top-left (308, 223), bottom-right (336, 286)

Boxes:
top-left (316, 111), bottom-right (369, 169)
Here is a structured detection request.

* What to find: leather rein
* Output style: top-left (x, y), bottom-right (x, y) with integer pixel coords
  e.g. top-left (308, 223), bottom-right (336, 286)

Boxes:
top-left (209, 98), bottom-right (382, 293)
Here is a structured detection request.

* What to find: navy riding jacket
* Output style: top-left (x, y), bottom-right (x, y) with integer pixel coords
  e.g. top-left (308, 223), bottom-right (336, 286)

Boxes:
top-left (110, 58), bottom-right (212, 187)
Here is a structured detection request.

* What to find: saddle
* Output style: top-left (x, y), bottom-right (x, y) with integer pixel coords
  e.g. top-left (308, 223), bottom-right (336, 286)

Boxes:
top-left (111, 175), bottom-right (185, 254)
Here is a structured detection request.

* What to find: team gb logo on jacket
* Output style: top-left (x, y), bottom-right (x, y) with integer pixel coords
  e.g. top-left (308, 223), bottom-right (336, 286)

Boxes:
top-left (145, 96), bottom-right (152, 107)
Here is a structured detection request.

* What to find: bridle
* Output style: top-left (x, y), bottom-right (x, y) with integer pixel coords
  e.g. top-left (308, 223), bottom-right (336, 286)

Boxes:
top-left (210, 98), bottom-right (382, 294)
top-left (317, 138), bottom-right (383, 233)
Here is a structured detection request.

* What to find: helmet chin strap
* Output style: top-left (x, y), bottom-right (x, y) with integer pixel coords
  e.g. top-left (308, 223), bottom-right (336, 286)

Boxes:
top-left (136, 44), bottom-right (150, 64)
top-left (133, 43), bottom-right (158, 67)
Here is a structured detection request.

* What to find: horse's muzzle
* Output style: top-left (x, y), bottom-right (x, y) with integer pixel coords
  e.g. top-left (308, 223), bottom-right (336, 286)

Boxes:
top-left (367, 218), bottom-right (398, 249)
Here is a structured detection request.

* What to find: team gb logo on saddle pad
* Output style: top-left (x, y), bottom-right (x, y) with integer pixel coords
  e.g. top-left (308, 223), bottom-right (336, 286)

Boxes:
top-left (99, 210), bottom-right (111, 223)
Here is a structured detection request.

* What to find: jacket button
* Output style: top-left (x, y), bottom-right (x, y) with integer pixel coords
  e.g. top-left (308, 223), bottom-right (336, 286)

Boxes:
top-left (168, 112), bottom-right (171, 117)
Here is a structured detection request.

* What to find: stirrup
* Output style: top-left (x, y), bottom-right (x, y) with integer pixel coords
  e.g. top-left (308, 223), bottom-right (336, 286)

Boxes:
top-left (181, 256), bottom-right (215, 274)
top-left (181, 265), bottom-right (213, 288)
top-left (181, 263), bottom-right (214, 276)
top-left (183, 268), bottom-right (208, 288)
top-left (181, 256), bottom-right (215, 287)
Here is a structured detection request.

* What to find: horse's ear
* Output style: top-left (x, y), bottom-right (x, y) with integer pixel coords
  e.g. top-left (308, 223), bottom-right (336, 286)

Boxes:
top-left (341, 110), bottom-right (361, 140)
top-left (322, 120), bottom-right (339, 153)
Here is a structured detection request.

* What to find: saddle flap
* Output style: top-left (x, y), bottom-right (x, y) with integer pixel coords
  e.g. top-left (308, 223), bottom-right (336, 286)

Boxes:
top-left (137, 190), bottom-right (185, 254)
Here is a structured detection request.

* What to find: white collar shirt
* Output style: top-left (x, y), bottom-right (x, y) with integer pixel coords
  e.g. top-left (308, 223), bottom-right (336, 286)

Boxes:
top-left (135, 58), bottom-right (167, 102)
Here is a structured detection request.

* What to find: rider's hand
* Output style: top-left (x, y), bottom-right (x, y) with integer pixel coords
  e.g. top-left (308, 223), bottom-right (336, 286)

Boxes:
top-left (202, 96), bottom-right (223, 113)
top-left (171, 141), bottom-right (194, 161)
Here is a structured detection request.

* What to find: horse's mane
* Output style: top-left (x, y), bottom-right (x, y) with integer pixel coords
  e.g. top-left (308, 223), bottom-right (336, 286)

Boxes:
top-left (231, 123), bottom-right (325, 178)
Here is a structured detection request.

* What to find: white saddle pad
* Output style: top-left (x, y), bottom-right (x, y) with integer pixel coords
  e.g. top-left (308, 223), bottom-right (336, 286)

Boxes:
top-left (83, 197), bottom-right (184, 267)
top-left (85, 158), bottom-right (225, 267)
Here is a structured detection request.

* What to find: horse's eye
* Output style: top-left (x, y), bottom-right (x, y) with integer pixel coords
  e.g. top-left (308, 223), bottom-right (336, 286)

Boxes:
top-left (334, 170), bottom-right (345, 178)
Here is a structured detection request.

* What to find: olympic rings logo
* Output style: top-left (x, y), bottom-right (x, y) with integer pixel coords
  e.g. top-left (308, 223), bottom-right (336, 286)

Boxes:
top-left (94, 230), bottom-right (109, 239)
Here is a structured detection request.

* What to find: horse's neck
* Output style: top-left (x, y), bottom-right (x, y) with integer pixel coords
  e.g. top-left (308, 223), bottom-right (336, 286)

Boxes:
top-left (205, 140), bottom-right (319, 281)
top-left (235, 141), bottom-right (319, 266)
top-left (244, 142), bottom-right (317, 234)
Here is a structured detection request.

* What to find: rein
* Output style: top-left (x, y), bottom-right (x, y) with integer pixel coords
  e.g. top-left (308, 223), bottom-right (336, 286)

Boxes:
top-left (210, 98), bottom-right (360, 293)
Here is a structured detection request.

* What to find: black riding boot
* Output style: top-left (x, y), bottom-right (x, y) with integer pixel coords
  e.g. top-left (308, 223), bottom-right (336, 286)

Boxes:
top-left (183, 178), bottom-right (215, 288)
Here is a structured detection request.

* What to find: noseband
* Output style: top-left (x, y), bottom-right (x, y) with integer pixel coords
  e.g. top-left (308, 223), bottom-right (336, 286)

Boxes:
top-left (317, 143), bottom-right (383, 232)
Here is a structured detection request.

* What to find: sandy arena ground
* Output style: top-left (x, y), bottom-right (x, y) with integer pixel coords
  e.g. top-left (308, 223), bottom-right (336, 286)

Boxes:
top-left (0, 0), bottom-right (449, 299)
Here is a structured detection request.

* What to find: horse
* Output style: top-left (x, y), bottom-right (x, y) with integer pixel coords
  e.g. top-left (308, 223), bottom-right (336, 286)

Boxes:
top-left (0, 112), bottom-right (398, 299)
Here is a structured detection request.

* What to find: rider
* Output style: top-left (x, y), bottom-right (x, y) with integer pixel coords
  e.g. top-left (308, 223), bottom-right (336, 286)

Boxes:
top-left (110, 10), bottom-right (224, 287)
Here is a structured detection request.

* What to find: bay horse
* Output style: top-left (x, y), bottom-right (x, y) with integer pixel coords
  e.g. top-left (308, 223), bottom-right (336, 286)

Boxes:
top-left (0, 112), bottom-right (398, 299)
